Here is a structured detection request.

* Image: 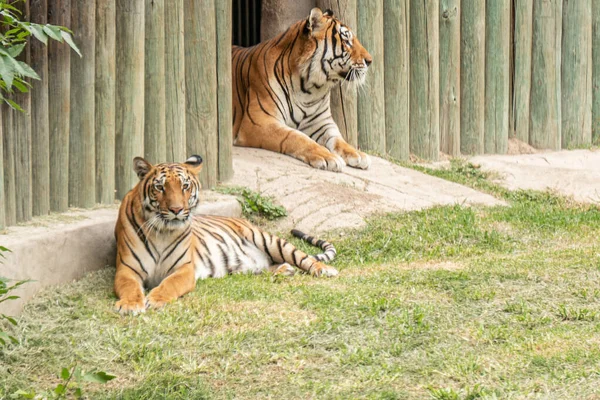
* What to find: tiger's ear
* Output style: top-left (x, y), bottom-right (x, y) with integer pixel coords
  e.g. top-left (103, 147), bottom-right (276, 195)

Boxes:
top-left (133, 157), bottom-right (153, 180)
top-left (306, 7), bottom-right (324, 33)
top-left (184, 155), bottom-right (203, 175)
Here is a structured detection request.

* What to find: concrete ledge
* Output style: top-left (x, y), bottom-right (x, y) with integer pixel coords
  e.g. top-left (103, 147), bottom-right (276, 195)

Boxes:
top-left (0, 192), bottom-right (241, 315)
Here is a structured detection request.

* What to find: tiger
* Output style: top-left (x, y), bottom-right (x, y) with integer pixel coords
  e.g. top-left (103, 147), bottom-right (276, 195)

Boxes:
top-left (113, 155), bottom-right (339, 315)
top-left (232, 7), bottom-right (372, 172)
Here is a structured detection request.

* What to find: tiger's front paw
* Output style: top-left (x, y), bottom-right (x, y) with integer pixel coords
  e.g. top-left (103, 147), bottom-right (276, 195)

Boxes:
top-left (333, 143), bottom-right (370, 169)
top-left (344, 150), bottom-right (371, 170)
top-left (309, 262), bottom-right (339, 277)
top-left (146, 290), bottom-right (174, 310)
top-left (115, 298), bottom-right (146, 315)
top-left (307, 152), bottom-right (345, 172)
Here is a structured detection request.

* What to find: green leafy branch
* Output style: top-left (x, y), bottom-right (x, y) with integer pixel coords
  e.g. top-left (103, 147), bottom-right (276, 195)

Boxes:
top-left (0, 0), bottom-right (81, 111)
top-left (12, 364), bottom-right (116, 399)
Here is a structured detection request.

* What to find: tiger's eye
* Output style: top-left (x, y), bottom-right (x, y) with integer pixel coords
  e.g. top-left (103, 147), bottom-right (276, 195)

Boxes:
top-left (155, 184), bottom-right (164, 192)
top-left (182, 182), bottom-right (190, 190)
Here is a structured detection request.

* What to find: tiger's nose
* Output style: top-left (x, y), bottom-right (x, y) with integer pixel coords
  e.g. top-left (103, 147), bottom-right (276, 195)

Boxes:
top-left (169, 206), bottom-right (183, 215)
top-left (364, 56), bottom-right (372, 67)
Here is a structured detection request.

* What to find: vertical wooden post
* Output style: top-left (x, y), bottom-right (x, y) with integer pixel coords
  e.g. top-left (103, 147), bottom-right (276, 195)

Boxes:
top-left (318, 0), bottom-right (359, 147)
top-left (513, 0), bottom-right (533, 144)
top-left (30, 0), bottom-right (50, 217)
top-left (357, 0), bottom-right (386, 154)
top-left (95, 0), bottom-right (116, 204)
top-left (69, 0), bottom-right (96, 208)
top-left (384, 0), bottom-right (410, 160)
top-left (439, 0), bottom-right (460, 156)
top-left (409, 0), bottom-right (439, 160)
top-left (13, 1), bottom-right (32, 222)
top-left (460, 0), bottom-right (485, 155)
top-left (48, 0), bottom-right (70, 212)
top-left (2, 105), bottom-right (15, 226)
top-left (116, 0), bottom-right (145, 199)
top-left (594, 0), bottom-right (600, 144)
top-left (144, 0), bottom-right (166, 164)
top-left (0, 110), bottom-right (5, 230)
top-left (484, 0), bottom-right (510, 154)
top-left (216, 0), bottom-right (233, 182)
top-left (164, 0), bottom-right (186, 163)
top-left (530, 0), bottom-right (562, 150)
top-left (561, 0), bottom-right (593, 148)
top-left (184, 0), bottom-right (218, 187)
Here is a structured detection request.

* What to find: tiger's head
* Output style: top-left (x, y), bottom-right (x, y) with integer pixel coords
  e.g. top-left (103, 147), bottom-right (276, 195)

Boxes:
top-left (133, 155), bottom-right (203, 231)
top-left (300, 7), bottom-right (372, 87)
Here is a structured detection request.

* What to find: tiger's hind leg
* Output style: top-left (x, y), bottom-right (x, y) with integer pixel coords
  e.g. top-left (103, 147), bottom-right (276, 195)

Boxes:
top-left (269, 263), bottom-right (296, 277)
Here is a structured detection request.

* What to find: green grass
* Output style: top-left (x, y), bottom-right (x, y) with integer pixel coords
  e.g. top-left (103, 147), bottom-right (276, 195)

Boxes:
top-left (2, 162), bottom-right (600, 399)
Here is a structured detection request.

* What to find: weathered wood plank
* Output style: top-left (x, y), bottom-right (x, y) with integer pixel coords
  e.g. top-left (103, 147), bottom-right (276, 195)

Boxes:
top-left (69, 0), bottom-right (96, 208)
top-left (116, 0), bottom-right (145, 199)
top-left (48, 0), bottom-right (70, 212)
top-left (439, 0), bottom-right (460, 156)
top-left (484, 0), bottom-right (510, 154)
top-left (317, 0), bottom-right (358, 147)
top-left (184, 0), bottom-right (218, 187)
top-left (0, 109), bottom-right (5, 229)
top-left (216, 0), bottom-right (233, 181)
top-left (13, 0), bottom-right (32, 222)
top-left (29, 0), bottom-right (50, 217)
top-left (384, 0), bottom-right (410, 159)
top-left (530, 0), bottom-right (562, 150)
top-left (513, 0), bottom-right (533, 143)
top-left (164, 0), bottom-right (186, 163)
top-left (2, 105), bottom-right (15, 226)
top-left (357, 0), bottom-right (386, 154)
top-left (409, 0), bottom-right (439, 160)
top-left (561, 0), bottom-right (593, 148)
top-left (95, 0), bottom-right (116, 204)
top-left (144, 0), bottom-right (166, 164)
top-left (594, 0), bottom-right (600, 144)
top-left (460, 0), bottom-right (485, 154)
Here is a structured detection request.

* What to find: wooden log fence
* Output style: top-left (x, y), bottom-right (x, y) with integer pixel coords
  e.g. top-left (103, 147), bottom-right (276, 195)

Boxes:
top-left (1, 0), bottom-right (232, 229)
top-left (2, 0), bottom-right (600, 230)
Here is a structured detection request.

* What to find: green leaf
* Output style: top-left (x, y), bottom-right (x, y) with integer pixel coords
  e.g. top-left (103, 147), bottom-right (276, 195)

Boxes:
top-left (60, 367), bottom-right (71, 380)
top-left (53, 384), bottom-right (66, 396)
top-left (43, 25), bottom-right (63, 41)
top-left (0, 331), bottom-right (18, 345)
top-left (6, 99), bottom-right (23, 113)
top-left (1, 315), bottom-right (18, 325)
top-left (17, 61), bottom-right (40, 80)
top-left (7, 43), bottom-right (25, 58)
top-left (29, 24), bottom-right (47, 45)
top-left (12, 78), bottom-right (28, 93)
top-left (0, 246), bottom-right (11, 252)
top-left (74, 388), bottom-right (83, 398)
top-left (82, 371), bottom-right (116, 384)
top-left (60, 31), bottom-right (81, 57)
top-left (0, 57), bottom-right (14, 89)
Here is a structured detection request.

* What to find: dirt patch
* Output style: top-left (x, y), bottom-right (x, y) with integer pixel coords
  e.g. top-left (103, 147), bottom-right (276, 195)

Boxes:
top-left (507, 138), bottom-right (540, 155)
top-left (471, 150), bottom-right (600, 204)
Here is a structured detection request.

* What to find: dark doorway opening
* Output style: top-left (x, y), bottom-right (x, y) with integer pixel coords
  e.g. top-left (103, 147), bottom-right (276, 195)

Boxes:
top-left (232, 0), bottom-right (262, 47)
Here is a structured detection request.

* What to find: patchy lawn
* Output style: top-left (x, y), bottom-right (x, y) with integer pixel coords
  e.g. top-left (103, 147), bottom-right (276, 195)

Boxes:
top-left (2, 161), bottom-right (600, 399)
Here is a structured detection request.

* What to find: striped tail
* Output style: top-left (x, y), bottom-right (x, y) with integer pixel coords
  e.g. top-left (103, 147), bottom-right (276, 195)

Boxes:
top-left (291, 229), bottom-right (337, 263)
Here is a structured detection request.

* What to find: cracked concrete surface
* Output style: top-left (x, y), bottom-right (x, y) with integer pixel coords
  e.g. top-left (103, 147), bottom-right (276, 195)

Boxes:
top-left (229, 148), bottom-right (503, 233)
top-left (471, 149), bottom-right (600, 204)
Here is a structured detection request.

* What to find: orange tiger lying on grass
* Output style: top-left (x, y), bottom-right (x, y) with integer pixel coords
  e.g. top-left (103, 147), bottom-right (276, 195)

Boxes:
top-left (232, 7), bottom-right (372, 172)
top-left (114, 155), bottom-right (338, 315)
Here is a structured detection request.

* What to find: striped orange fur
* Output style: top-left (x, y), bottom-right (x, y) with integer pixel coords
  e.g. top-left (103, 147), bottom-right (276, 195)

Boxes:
top-left (232, 7), bottom-right (372, 172)
top-left (114, 156), bottom-right (338, 315)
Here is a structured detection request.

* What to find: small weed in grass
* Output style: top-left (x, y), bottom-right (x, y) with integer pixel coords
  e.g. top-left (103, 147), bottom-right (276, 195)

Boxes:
top-left (216, 186), bottom-right (287, 221)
